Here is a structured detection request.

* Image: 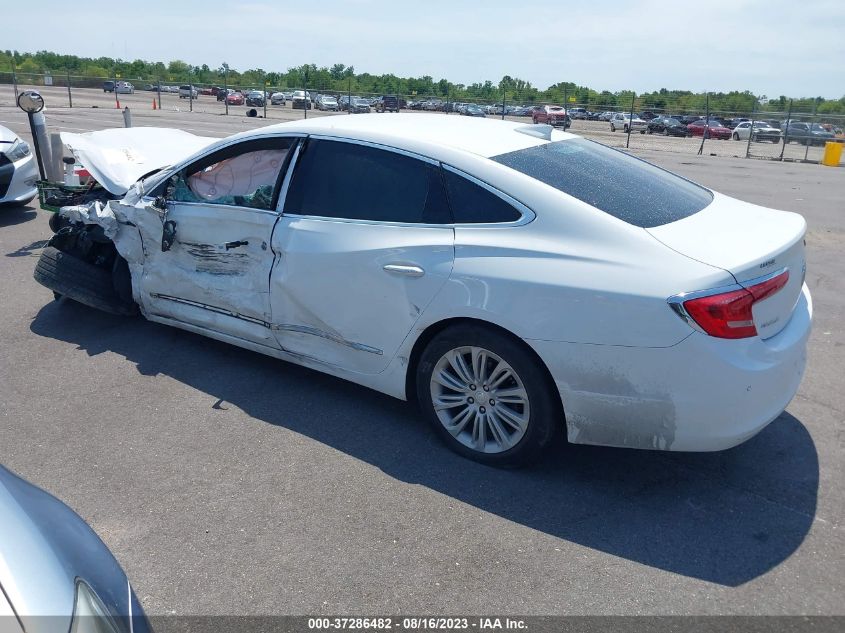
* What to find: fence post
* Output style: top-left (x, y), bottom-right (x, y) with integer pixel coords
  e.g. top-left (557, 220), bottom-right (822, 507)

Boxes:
top-left (157, 78), bottom-right (162, 110)
top-left (11, 59), bottom-right (18, 101)
top-left (501, 87), bottom-right (505, 121)
top-left (303, 71), bottom-right (308, 120)
top-left (626, 91), bottom-right (635, 149)
top-left (189, 78), bottom-right (193, 112)
top-left (804, 100), bottom-right (818, 162)
top-left (779, 100), bottom-right (793, 160)
top-left (224, 67), bottom-right (229, 116)
top-left (698, 92), bottom-right (710, 155)
top-left (263, 77), bottom-right (268, 118)
top-left (745, 104), bottom-right (756, 158)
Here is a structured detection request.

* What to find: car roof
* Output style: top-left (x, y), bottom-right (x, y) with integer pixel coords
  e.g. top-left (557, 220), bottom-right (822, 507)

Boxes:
top-left (245, 114), bottom-right (575, 158)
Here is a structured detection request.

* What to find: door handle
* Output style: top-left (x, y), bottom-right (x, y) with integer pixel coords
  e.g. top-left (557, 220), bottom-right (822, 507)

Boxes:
top-left (383, 264), bottom-right (425, 278)
top-left (225, 240), bottom-right (249, 250)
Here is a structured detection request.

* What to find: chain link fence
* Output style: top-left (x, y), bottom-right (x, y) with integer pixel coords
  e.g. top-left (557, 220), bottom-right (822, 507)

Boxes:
top-left (2, 72), bottom-right (843, 165)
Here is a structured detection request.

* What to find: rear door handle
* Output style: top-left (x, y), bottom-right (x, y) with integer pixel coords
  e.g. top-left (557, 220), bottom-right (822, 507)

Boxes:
top-left (383, 264), bottom-right (425, 278)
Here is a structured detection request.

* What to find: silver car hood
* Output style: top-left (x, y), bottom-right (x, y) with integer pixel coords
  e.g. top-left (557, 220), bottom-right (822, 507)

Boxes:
top-left (0, 125), bottom-right (20, 145)
top-left (0, 466), bottom-right (130, 633)
top-left (60, 127), bottom-right (219, 195)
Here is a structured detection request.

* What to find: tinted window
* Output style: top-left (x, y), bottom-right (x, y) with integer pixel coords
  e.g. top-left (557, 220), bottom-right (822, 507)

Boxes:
top-left (285, 139), bottom-right (451, 224)
top-left (492, 139), bottom-right (713, 228)
top-left (443, 169), bottom-right (522, 223)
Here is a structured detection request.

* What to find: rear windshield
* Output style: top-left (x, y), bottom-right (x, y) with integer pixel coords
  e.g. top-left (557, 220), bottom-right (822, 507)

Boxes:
top-left (491, 138), bottom-right (713, 228)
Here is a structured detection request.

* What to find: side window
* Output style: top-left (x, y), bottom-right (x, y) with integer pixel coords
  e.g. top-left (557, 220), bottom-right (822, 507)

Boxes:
top-left (284, 139), bottom-right (451, 224)
top-left (443, 169), bottom-right (522, 224)
top-left (170, 138), bottom-right (293, 210)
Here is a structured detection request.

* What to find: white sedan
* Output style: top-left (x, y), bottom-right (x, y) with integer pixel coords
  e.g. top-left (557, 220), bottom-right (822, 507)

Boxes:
top-left (34, 115), bottom-right (811, 466)
top-left (610, 112), bottom-right (648, 133)
top-left (731, 121), bottom-right (782, 143)
top-left (0, 125), bottom-right (38, 206)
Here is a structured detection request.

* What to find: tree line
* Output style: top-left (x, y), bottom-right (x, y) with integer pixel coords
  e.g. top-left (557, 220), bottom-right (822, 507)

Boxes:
top-left (2, 49), bottom-right (843, 115)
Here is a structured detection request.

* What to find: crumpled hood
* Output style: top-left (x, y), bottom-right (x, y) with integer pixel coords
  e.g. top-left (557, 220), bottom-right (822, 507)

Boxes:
top-left (60, 127), bottom-right (219, 195)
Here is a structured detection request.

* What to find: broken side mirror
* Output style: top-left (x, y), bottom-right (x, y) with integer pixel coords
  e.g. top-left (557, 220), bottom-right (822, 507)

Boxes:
top-left (152, 195), bottom-right (167, 212)
top-left (161, 220), bottom-right (177, 252)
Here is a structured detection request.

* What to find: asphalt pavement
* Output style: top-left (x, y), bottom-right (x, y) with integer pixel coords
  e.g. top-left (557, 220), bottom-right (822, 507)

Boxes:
top-left (0, 107), bottom-right (842, 618)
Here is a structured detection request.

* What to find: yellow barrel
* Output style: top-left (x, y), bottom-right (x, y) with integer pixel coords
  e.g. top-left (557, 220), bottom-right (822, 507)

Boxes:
top-left (821, 141), bottom-right (843, 166)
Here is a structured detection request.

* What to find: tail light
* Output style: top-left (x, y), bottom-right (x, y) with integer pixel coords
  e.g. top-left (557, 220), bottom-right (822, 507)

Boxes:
top-left (669, 269), bottom-right (789, 339)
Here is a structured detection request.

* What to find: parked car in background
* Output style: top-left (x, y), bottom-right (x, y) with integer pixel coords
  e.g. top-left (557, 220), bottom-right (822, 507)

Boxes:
top-left (179, 85), bottom-right (199, 99)
top-left (226, 91), bottom-right (245, 105)
top-left (102, 80), bottom-right (115, 93)
top-left (640, 111), bottom-right (659, 120)
top-left (270, 92), bottom-right (287, 106)
top-left (686, 119), bottom-right (732, 139)
top-left (532, 105), bottom-right (571, 128)
top-left (0, 124), bottom-right (38, 206)
top-left (217, 88), bottom-right (233, 101)
top-left (32, 115), bottom-right (813, 466)
top-left (783, 121), bottom-right (836, 146)
top-left (317, 95), bottom-right (339, 111)
top-left (375, 95), bottom-right (400, 113)
top-left (349, 98), bottom-right (372, 113)
top-left (115, 81), bottom-right (135, 94)
top-left (246, 90), bottom-right (266, 107)
top-left (143, 83), bottom-right (156, 91)
top-left (462, 104), bottom-right (487, 117)
top-left (732, 121), bottom-right (781, 143)
top-left (292, 90), bottom-right (312, 109)
top-left (568, 107), bottom-right (589, 120)
top-left (610, 113), bottom-right (647, 133)
top-left (647, 115), bottom-right (690, 137)
top-left (0, 465), bottom-right (153, 633)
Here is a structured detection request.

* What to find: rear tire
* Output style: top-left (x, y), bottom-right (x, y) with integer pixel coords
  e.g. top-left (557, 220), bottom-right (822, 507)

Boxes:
top-left (416, 324), bottom-right (558, 468)
top-left (733, 132), bottom-right (740, 140)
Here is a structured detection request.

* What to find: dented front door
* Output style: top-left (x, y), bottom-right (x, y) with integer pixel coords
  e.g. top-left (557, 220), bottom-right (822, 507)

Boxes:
top-left (137, 137), bottom-right (295, 348)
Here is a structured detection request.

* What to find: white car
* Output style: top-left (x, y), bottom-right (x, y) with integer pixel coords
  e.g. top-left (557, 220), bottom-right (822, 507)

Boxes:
top-left (732, 121), bottom-right (782, 143)
top-left (34, 116), bottom-right (811, 466)
top-left (270, 92), bottom-right (287, 105)
top-left (115, 81), bottom-right (135, 94)
top-left (179, 85), bottom-right (199, 99)
top-left (0, 125), bottom-right (38, 206)
top-left (610, 112), bottom-right (647, 133)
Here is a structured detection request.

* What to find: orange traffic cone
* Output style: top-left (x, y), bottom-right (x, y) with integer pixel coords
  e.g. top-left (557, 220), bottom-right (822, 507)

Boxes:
top-left (116, 98), bottom-right (121, 109)
top-left (152, 99), bottom-right (157, 110)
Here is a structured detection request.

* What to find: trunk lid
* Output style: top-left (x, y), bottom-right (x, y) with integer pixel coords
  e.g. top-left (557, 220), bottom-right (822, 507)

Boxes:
top-left (648, 192), bottom-right (807, 340)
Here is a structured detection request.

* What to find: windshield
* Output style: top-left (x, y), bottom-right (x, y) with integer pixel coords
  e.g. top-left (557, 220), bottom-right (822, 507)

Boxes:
top-left (491, 139), bottom-right (713, 228)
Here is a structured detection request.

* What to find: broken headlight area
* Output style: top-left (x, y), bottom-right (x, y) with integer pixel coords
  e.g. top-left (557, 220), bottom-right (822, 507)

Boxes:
top-left (33, 207), bottom-right (137, 316)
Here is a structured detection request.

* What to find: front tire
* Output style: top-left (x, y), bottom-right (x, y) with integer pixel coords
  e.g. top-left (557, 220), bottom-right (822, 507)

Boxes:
top-left (416, 324), bottom-right (558, 467)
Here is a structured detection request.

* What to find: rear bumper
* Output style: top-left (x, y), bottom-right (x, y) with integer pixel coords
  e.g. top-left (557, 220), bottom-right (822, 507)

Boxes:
top-left (528, 284), bottom-right (812, 452)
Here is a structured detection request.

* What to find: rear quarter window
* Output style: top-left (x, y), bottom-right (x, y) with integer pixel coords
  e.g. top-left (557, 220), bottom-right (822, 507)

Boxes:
top-left (491, 139), bottom-right (713, 228)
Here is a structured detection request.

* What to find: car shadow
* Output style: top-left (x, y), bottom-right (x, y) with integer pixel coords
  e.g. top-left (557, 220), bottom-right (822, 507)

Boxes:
top-left (29, 301), bottom-right (819, 587)
top-left (0, 206), bottom-right (37, 227)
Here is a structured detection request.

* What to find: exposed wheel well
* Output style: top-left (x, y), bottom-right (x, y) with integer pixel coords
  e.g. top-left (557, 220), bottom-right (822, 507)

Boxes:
top-left (405, 317), bottom-right (565, 423)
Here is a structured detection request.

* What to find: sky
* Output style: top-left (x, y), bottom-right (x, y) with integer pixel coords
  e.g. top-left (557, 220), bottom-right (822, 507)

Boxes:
top-left (5, 0), bottom-right (844, 98)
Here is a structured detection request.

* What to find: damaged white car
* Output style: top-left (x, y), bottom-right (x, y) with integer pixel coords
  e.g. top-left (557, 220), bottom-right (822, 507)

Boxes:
top-left (34, 115), bottom-right (812, 466)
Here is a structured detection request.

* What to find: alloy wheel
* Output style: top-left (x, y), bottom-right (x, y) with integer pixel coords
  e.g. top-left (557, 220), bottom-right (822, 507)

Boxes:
top-left (429, 346), bottom-right (530, 454)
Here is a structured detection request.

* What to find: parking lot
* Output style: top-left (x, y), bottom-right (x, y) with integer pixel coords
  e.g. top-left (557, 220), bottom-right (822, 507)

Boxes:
top-left (1, 103), bottom-right (843, 620)
top-left (1, 84), bottom-right (840, 164)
